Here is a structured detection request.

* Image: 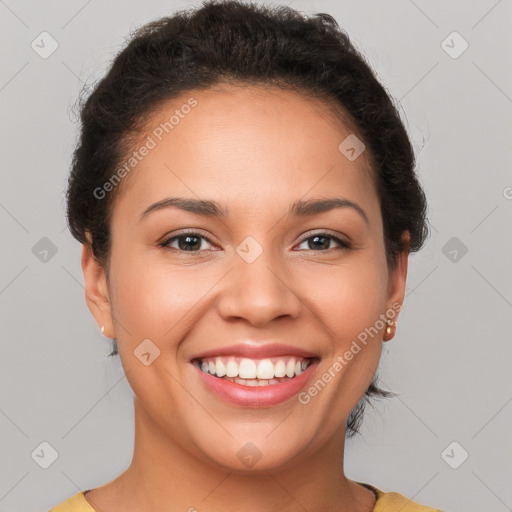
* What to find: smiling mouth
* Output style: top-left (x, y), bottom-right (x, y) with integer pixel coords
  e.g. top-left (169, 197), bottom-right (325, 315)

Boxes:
top-left (192, 355), bottom-right (318, 386)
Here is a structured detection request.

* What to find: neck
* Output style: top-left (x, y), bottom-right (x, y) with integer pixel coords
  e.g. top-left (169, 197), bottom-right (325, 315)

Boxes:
top-left (86, 397), bottom-right (375, 512)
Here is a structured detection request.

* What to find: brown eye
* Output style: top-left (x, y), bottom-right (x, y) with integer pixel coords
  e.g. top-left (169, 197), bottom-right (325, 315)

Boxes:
top-left (296, 233), bottom-right (351, 252)
top-left (160, 231), bottom-right (214, 252)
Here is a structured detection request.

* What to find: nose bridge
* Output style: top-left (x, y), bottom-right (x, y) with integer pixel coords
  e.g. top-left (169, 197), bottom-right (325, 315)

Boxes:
top-left (217, 237), bottom-right (302, 325)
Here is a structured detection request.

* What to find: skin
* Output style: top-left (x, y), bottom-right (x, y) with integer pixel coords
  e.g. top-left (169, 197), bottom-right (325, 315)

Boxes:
top-left (81, 83), bottom-right (409, 512)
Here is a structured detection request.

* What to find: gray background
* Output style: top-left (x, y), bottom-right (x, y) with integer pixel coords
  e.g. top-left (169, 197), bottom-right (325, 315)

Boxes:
top-left (1, 1), bottom-right (511, 511)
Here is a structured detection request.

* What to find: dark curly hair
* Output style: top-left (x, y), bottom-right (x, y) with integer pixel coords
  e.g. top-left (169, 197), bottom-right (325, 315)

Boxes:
top-left (66, 0), bottom-right (428, 438)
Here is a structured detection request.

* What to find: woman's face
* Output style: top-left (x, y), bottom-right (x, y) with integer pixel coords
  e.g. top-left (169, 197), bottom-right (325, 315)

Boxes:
top-left (83, 84), bottom-right (407, 471)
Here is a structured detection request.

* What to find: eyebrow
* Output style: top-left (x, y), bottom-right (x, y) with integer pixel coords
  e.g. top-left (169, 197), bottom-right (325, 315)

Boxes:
top-left (139, 196), bottom-right (369, 225)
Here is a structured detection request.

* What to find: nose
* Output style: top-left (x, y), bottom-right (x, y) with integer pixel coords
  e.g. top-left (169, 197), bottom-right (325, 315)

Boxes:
top-left (216, 249), bottom-right (303, 327)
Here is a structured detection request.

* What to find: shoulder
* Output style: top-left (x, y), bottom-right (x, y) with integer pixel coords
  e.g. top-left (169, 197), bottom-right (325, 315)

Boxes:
top-left (358, 482), bottom-right (444, 512)
top-left (48, 491), bottom-right (95, 512)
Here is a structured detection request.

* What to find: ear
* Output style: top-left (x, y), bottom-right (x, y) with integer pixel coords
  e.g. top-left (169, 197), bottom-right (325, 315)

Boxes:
top-left (385, 231), bottom-right (410, 329)
top-left (81, 232), bottom-right (115, 338)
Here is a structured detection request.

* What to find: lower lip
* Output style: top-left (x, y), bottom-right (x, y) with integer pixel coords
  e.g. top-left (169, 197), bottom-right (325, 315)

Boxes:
top-left (193, 360), bottom-right (320, 407)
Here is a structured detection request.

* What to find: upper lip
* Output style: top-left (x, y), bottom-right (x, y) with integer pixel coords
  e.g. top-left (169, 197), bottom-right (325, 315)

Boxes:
top-left (190, 342), bottom-right (319, 361)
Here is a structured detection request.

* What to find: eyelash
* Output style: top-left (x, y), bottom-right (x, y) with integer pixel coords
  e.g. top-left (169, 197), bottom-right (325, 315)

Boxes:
top-left (159, 229), bottom-right (351, 254)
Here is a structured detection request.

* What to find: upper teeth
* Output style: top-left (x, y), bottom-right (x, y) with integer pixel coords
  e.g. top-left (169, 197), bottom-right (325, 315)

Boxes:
top-left (198, 356), bottom-right (310, 379)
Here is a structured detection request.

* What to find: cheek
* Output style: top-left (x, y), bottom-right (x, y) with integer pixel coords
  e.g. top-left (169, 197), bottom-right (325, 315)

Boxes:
top-left (306, 256), bottom-right (388, 344)
top-left (304, 255), bottom-right (388, 403)
top-left (108, 253), bottom-right (201, 410)
top-left (339, 271), bottom-right (387, 336)
top-left (108, 249), bottom-right (204, 344)
top-left (320, 264), bottom-right (388, 371)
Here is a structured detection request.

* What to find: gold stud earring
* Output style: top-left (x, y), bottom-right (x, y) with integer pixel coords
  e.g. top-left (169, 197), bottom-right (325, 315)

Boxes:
top-left (100, 325), bottom-right (109, 338)
top-left (384, 318), bottom-right (396, 341)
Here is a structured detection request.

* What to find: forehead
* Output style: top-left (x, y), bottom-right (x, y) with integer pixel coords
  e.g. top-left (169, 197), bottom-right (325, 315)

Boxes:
top-left (113, 83), bottom-right (378, 223)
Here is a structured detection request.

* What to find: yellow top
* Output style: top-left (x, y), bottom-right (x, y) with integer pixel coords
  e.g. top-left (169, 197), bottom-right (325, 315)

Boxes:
top-left (48, 483), bottom-right (443, 511)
